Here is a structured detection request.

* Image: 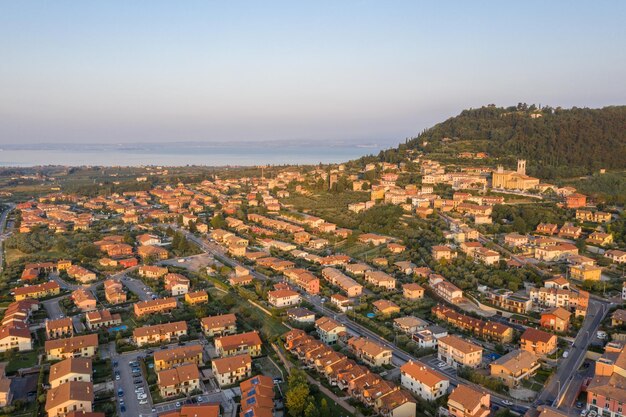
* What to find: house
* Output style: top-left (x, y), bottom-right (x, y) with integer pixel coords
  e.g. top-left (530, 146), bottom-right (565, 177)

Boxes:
top-left (432, 305), bottom-right (513, 343)
top-left (412, 326), bottom-right (448, 349)
top-left (393, 316), bottom-right (428, 335)
top-left (283, 268), bottom-right (320, 295)
top-left (239, 375), bottom-right (275, 417)
top-left (137, 233), bottom-right (160, 246)
top-left (565, 193), bottom-right (586, 208)
top-left (103, 279), bottom-right (126, 304)
top-left (315, 317), bottom-right (346, 345)
top-left (45, 381), bottom-right (94, 417)
top-left (388, 243), bottom-right (406, 254)
top-left (394, 261), bottom-right (416, 275)
top-left (0, 324), bottom-right (32, 352)
top-left (184, 290), bottom-right (208, 305)
top-left (201, 314), bottom-right (237, 337)
top-left (211, 353), bottom-right (252, 387)
top-left (138, 265), bottom-right (168, 279)
top-left (605, 249), bottom-right (626, 264)
top-left (67, 266), bottom-right (97, 284)
top-left (14, 281), bottom-right (61, 301)
top-left (358, 233), bottom-right (389, 246)
top-left (133, 297), bottom-right (177, 317)
top-left (504, 233), bottom-right (529, 247)
top-left (536, 223), bottom-right (558, 235)
top-left (429, 276), bottom-right (463, 303)
top-left (267, 289), bottom-right (300, 308)
top-left (473, 247), bottom-right (500, 265)
top-left (157, 363), bottom-right (200, 398)
top-left (0, 364), bottom-right (12, 407)
top-left (46, 317), bottom-right (74, 339)
top-left (229, 274), bottom-right (254, 286)
top-left (347, 337), bottom-right (392, 367)
top-left (364, 271), bottom-right (396, 290)
top-left (569, 264), bottom-right (602, 281)
top-left (447, 384), bottom-right (490, 417)
top-left (71, 289), bottom-right (97, 312)
top-left (540, 307), bottom-right (571, 332)
top-left (133, 321), bottom-right (188, 346)
top-left (161, 405), bottom-right (219, 417)
top-left (45, 334), bottom-right (99, 360)
top-left (535, 244), bottom-right (578, 262)
top-left (154, 344), bottom-right (203, 371)
top-left (321, 268), bottom-right (363, 297)
top-left (287, 307), bottom-right (316, 323)
top-left (164, 273), bottom-right (190, 296)
top-left (344, 263), bottom-right (372, 276)
top-left (400, 361), bottom-right (449, 401)
top-left (544, 276), bottom-right (570, 289)
top-left (486, 290), bottom-right (532, 314)
top-left (372, 300), bottom-right (401, 316)
top-left (520, 328), bottom-right (558, 356)
top-left (586, 344), bottom-right (626, 417)
top-left (85, 309), bottom-right (121, 330)
top-left (432, 245), bottom-right (456, 261)
top-left (402, 283), bottom-right (425, 300)
top-left (214, 331), bottom-right (262, 357)
top-left (49, 358), bottom-right (92, 388)
top-left (611, 309), bottom-right (626, 327)
top-left (330, 293), bottom-right (352, 312)
top-left (558, 223), bottom-right (582, 239)
top-left (490, 350), bottom-right (540, 387)
top-left (437, 335), bottom-right (482, 368)
top-left (587, 232), bottom-right (613, 246)
top-left (137, 245), bottom-right (169, 260)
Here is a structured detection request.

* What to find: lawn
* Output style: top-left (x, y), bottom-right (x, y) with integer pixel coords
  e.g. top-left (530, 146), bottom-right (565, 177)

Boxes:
top-left (6, 350), bottom-right (39, 374)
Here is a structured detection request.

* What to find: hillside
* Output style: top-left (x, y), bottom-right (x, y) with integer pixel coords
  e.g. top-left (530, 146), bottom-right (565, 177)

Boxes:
top-left (375, 104), bottom-right (626, 178)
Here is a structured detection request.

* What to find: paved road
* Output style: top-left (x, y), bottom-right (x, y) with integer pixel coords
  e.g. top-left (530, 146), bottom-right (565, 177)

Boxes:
top-left (535, 299), bottom-right (610, 408)
top-left (42, 296), bottom-right (67, 320)
top-left (0, 203), bottom-right (15, 271)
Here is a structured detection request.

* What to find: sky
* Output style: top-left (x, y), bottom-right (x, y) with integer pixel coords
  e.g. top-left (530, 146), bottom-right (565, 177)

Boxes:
top-left (1, 1), bottom-right (625, 146)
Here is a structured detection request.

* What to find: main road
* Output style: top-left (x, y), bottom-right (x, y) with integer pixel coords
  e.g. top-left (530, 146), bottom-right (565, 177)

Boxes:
top-left (534, 298), bottom-right (611, 408)
top-left (0, 203), bottom-right (15, 271)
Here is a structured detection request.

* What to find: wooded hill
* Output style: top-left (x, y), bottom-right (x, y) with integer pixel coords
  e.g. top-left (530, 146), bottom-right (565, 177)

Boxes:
top-left (373, 104), bottom-right (626, 178)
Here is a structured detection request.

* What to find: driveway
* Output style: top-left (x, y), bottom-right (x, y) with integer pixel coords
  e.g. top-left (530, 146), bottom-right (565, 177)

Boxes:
top-left (42, 296), bottom-right (67, 320)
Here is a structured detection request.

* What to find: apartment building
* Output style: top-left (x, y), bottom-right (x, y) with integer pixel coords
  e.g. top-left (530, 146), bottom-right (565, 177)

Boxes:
top-left (437, 335), bottom-right (483, 369)
top-left (201, 314), bottom-right (237, 337)
top-left (214, 331), bottom-right (262, 357)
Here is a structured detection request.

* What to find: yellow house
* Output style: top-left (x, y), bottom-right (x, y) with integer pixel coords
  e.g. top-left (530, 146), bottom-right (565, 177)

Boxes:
top-left (154, 344), bottom-right (203, 371)
top-left (214, 331), bottom-right (262, 357)
top-left (437, 335), bottom-right (482, 368)
top-left (49, 358), bottom-right (92, 389)
top-left (347, 337), bottom-right (392, 367)
top-left (184, 290), bottom-right (209, 305)
top-left (45, 381), bottom-right (94, 417)
top-left (569, 264), bottom-right (602, 281)
top-left (372, 299), bottom-right (401, 316)
top-left (14, 281), bottom-right (61, 301)
top-left (157, 364), bottom-right (200, 398)
top-left (45, 334), bottom-right (98, 361)
top-left (201, 314), bottom-right (237, 337)
top-left (212, 354), bottom-right (252, 388)
top-left (490, 350), bottom-right (540, 387)
top-left (133, 321), bottom-right (188, 347)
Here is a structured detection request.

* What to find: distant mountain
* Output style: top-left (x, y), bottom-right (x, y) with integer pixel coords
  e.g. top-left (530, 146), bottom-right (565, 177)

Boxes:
top-left (375, 104), bottom-right (626, 178)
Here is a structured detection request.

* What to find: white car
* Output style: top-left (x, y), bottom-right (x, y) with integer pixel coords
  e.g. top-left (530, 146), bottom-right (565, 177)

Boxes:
top-left (137, 394), bottom-right (147, 400)
top-left (437, 362), bottom-right (446, 368)
top-left (139, 399), bottom-right (148, 405)
top-left (501, 400), bottom-right (513, 406)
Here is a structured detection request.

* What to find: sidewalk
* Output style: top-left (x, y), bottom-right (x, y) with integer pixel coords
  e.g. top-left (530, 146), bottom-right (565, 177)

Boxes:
top-left (272, 343), bottom-right (362, 417)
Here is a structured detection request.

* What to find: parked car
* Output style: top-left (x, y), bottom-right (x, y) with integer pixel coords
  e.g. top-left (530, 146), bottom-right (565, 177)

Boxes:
top-left (120, 405), bottom-right (126, 413)
top-left (501, 400), bottom-right (513, 406)
top-left (117, 389), bottom-right (124, 397)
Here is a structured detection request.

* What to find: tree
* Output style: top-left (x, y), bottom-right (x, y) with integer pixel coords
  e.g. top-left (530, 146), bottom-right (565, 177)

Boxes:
top-left (304, 400), bottom-right (319, 417)
top-left (286, 384), bottom-right (310, 417)
top-left (211, 213), bottom-right (226, 229)
top-left (288, 368), bottom-right (308, 390)
top-left (319, 398), bottom-right (330, 417)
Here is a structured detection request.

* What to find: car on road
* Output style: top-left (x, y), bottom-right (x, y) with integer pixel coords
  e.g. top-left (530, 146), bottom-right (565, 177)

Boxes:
top-left (501, 400), bottom-right (513, 406)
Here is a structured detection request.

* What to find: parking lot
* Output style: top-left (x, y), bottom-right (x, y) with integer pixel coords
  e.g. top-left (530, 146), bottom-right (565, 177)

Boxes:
top-left (113, 351), bottom-right (154, 417)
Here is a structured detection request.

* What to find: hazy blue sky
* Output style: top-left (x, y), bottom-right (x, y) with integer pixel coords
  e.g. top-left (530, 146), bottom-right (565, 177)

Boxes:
top-left (1, 1), bottom-right (625, 146)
